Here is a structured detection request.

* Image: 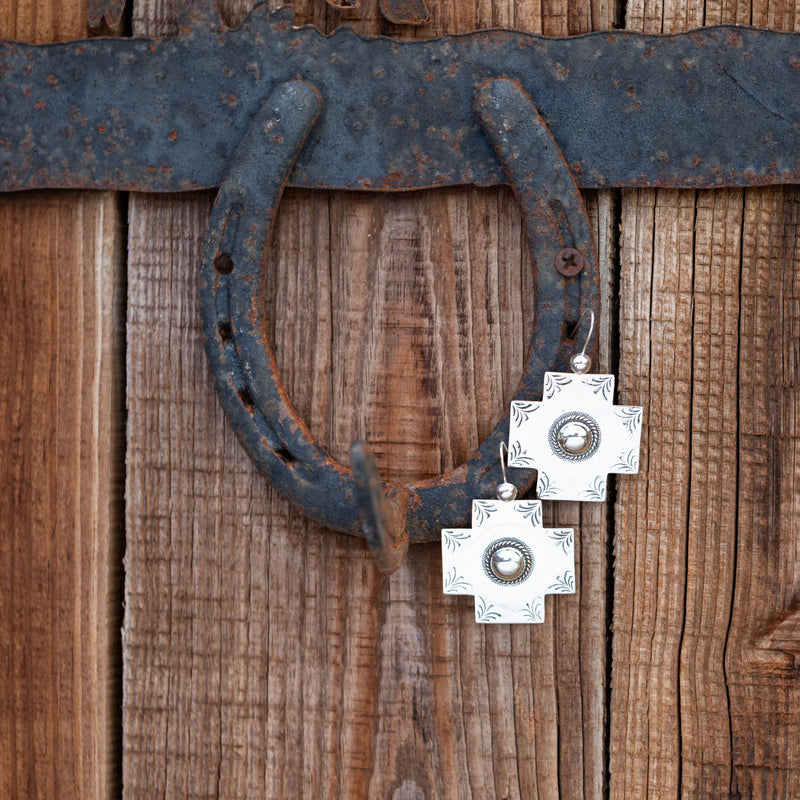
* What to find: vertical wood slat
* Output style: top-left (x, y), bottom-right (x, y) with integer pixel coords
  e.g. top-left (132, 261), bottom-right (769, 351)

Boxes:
top-left (0, 192), bottom-right (124, 799)
top-left (727, 186), bottom-right (800, 798)
top-left (122, 0), bottom-right (615, 797)
top-left (612, 1), bottom-right (800, 796)
top-left (0, 1), bottom-right (125, 799)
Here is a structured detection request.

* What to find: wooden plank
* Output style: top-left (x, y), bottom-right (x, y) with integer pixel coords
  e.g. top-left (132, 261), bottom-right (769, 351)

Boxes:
top-left (727, 186), bottom-right (800, 797)
top-left (0, 2), bottom-right (125, 799)
top-left (122, 0), bottom-right (616, 797)
top-left (0, 192), bottom-right (124, 799)
top-left (611, 1), bottom-right (800, 796)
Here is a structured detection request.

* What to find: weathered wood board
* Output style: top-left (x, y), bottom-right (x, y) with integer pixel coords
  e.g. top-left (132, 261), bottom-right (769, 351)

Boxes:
top-left (2, 0), bottom-right (800, 796)
top-left (0, 2), bottom-right (124, 797)
top-left (122, 0), bottom-right (615, 796)
top-left (611, 2), bottom-right (800, 797)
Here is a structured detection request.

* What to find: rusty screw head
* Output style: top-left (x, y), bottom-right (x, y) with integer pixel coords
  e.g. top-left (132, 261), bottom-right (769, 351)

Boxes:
top-left (555, 247), bottom-right (585, 277)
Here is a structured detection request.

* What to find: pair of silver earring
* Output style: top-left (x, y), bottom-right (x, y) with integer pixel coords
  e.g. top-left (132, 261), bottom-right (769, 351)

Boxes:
top-left (441, 311), bottom-right (643, 624)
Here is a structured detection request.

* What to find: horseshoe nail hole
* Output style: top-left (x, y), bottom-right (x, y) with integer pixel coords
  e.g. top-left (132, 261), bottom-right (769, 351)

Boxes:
top-left (218, 321), bottom-right (233, 343)
top-left (275, 445), bottom-right (296, 465)
top-left (238, 387), bottom-right (255, 408)
top-left (215, 253), bottom-right (234, 275)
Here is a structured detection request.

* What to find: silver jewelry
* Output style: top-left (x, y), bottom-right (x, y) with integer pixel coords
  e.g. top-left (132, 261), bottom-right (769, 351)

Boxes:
top-left (507, 311), bottom-right (643, 502)
top-left (441, 443), bottom-right (575, 624)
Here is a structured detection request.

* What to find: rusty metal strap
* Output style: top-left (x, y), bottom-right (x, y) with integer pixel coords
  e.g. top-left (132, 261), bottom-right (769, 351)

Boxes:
top-left (2, 10), bottom-right (800, 194)
top-left (200, 78), bottom-right (599, 548)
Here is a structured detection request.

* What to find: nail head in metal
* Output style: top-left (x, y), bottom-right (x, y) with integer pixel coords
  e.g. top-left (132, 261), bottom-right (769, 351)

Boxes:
top-left (555, 247), bottom-right (585, 277)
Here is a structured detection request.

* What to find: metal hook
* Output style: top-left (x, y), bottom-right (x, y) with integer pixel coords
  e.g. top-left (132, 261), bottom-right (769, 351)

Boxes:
top-left (497, 442), bottom-right (518, 502)
top-left (499, 441), bottom-right (510, 484)
top-left (350, 441), bottom-right (409, 574)
top-left (569, 309), bottom-right (595, 374)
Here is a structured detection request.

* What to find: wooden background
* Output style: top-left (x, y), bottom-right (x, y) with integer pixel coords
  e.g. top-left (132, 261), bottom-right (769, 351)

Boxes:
top-left (1, 0), bottom-right (799, 796)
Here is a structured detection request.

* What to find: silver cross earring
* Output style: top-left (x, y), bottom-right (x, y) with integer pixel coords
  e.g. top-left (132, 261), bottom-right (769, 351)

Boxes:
top-left (441, 443), bottom-right (576, 624)
top-left (507, 311), bottom-right (643, 502)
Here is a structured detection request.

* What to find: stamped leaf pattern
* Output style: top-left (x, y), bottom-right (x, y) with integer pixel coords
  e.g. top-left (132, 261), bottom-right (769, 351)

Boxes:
top-left (611, 449), bottom-right (639, 474)
top-left (473, 500), bottom-right (497, 526)
top-left (443, 567), bottom-right (471, 594)
top-left (537, 470), bottom-right (561, 499)
top-left (548, 571), bottom-right (575, 594)
top-left (515, 501), bottom-right (542, 527)
top-left (475, 597), bottom-right (502, 622)
top-left (544, 372), bottom-right (572, 398)
top-left (581, 475), bottom-right (607, 502)
top-left (520, 598), bottom-right (545, 623)
top-left (616, 406), bottom-right (643, 437)
top-left (585, 375), bottom-right (614, 401)
top-left (508, 440), bottom-right (536, 467)
top-left (442, 529), bottom-right (471, 552)
top-left (547, 528), bottom-right (574, 555)
top-left (511, 401), bottom-right (540, 427)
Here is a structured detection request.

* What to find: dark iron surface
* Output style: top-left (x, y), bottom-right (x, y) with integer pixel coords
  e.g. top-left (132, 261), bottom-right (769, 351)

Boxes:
top-left (379, 0), bottom-right (430, 25)
top-left (350, 442), bottom-right (409, 574)
top-left (200, 75), bottom-right (598, 543)
top-left (2, 8), bottom-right (800, 193)
top-left (87, 0), bottom-right (126, 29)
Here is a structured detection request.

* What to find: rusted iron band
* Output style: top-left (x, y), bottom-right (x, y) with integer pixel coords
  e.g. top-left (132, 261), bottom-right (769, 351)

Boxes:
top-left (200, 77), bottom-right (599, 543)
top-left (2, 11), bottom-right (800, 193)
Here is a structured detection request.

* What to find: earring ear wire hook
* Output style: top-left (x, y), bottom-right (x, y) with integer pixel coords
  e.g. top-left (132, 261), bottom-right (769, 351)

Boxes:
top-left (500, 441), bottom-right (510, 484)
top-left (569, 309), bottom-right (595, 374)
top-left (497, 442), bottom-right (518, 502)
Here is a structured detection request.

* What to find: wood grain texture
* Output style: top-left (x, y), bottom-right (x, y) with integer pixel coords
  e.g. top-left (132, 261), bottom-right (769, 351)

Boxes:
top-left (611, 1), bottom-right (800, 797)
top-left (0, 1), bottom-right (125, 799)
top-left (727, 186), bottom-right (800, 798)
top-left (122, 0), bottom-right (616, 797)
top-left (0, 193), bottom-right (124, 799)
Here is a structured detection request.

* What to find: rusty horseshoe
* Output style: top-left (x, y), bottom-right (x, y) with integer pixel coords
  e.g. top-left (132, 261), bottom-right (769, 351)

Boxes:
top-left (199, 77), bottom-right (600, 570)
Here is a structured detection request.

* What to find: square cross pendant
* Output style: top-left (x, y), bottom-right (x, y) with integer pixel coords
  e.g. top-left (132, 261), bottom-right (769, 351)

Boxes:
top-left (507, 372), bottom-right (643, 502)
top-left (442, 499), bottom-right (575, 623)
